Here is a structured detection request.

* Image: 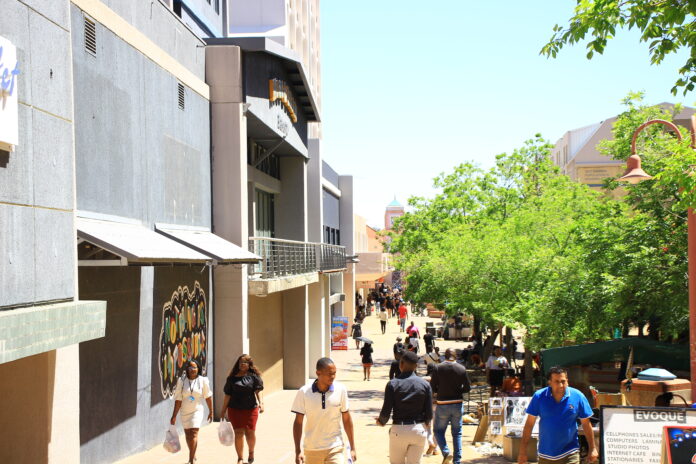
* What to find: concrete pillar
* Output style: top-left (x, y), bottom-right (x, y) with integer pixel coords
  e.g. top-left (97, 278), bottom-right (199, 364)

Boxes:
top-left (48, 346), bottom-right (80, 463)
top-left (283, 285), bottom-right (309, 388)
top-left (339, 175), bottom-right (355, 321)
top-left (307, 139), bottom-right (322, 243)
top-left (277, 156), bottom-right (307, 241)
top-left (207, 45), bottom-right (251, 412)
top-left (307, 281), bottom-right (324, 377)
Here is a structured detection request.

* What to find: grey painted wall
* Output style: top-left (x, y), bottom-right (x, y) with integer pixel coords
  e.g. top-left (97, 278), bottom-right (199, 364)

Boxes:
top-left (179, 0), bottom-right (224, 38)
top-left (71, 4), bottom-right (211, 228)
top-left (79, 266), bottom-right (213, 464)
top-left (322, 161), bottom-right (339, 186)
top-left (0, 0), bottom-right (75, 308)
top-left (100, 0), bottom-right (207, 80)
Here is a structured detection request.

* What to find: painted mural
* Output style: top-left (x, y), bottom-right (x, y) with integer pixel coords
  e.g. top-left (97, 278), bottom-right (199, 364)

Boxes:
top-left (158, 281), bottom-right (208, 398)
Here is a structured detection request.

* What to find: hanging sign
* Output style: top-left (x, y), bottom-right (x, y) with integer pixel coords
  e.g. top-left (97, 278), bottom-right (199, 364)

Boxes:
top-left (0, 35), bottom-right (20, 153)
top-left (331, 316), bottom-right (349, 350)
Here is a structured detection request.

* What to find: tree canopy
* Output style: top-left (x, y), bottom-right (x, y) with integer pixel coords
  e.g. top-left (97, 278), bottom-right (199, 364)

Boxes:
top-left (389, 96), bottom-right (690, 352)
top-left (541, 1), bottom-right (696, 95)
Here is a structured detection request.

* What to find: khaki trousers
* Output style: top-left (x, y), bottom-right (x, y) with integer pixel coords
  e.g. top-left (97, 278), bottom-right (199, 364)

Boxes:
top-left (389, 423), bottom-right (427, 464)
top-left (539, 452), bottom-right (580, 464)
top-left (304, 446), bottom-right (345, 464)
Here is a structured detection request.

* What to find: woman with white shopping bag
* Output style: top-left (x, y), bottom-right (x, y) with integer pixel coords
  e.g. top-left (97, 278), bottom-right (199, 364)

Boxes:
top-left (170, 360), bottom-right (213, 464)
top-left (219, 354), bottom-right (264, 464)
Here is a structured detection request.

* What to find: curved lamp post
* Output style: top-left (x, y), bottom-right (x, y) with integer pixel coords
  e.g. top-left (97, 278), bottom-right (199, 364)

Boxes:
top-left (618, 117), bottom-right (696, 402)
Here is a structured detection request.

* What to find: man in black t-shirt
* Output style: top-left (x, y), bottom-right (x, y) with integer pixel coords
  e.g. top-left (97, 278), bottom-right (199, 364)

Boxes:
top-left (393, 337), bottom-right (404, 359)
top-left (423, 331), bottom-right (435, 354)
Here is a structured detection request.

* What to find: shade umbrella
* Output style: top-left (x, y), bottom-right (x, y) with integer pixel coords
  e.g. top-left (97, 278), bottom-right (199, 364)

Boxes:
top-left (356, 336), bottom-right (373, 344)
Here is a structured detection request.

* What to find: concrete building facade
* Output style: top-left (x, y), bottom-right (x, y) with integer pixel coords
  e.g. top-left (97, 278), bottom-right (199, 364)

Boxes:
top-left (552, 103), bottom-right (696, 190)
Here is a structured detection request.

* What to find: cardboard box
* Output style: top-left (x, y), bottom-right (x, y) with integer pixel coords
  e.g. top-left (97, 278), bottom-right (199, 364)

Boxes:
top-left (503, 435), bottom-right (537, 462)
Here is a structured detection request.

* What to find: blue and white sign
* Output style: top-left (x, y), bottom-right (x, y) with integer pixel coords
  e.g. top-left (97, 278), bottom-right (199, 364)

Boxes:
top-left (0, 35), bottom-right (20, 152)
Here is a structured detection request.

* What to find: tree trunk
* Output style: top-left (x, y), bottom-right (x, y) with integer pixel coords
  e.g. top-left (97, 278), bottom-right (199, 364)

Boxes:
top-left (482, 328), bottom-right (500, 361)
top-left (523, 348), bottom-right (534, 395)
top-left (504, 326), bottom-right (513, 364)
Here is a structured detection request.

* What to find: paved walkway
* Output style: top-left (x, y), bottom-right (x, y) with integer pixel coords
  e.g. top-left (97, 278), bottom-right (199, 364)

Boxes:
top-left (117, 311), bottom-right (507, 463)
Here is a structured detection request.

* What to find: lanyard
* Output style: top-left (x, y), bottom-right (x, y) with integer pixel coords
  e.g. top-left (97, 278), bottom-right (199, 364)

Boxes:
top-left (186, 376), bottom-right (199, 394)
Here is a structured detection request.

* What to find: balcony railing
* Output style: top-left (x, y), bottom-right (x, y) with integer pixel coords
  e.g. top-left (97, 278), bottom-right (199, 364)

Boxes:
top-left (249, 237), bottom-right (346, 279)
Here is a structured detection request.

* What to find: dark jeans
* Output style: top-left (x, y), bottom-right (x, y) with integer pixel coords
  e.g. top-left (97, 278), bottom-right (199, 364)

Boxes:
top-left (380, 320), bottom-right (386, 334)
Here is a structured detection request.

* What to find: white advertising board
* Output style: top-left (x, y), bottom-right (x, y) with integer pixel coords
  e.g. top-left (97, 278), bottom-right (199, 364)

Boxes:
top-left (601, 406), bottom-right (696, 464)
top-left (0, 35), bottom-right (20, 152)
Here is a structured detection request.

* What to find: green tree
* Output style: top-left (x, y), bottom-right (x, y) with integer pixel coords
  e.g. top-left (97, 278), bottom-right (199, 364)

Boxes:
top-left (541, 1), bottom-right (696, 94)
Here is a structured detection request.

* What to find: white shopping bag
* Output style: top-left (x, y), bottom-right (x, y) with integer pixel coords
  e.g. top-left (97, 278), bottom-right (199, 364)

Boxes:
top-left (218, 418), bottom-right (235, 446)
top-left (163, 425), bottom-right (181, 453)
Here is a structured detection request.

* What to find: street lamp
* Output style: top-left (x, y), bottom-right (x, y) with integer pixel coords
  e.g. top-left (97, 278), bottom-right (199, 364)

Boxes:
top-left (618, 117), bottom-right (696, 403)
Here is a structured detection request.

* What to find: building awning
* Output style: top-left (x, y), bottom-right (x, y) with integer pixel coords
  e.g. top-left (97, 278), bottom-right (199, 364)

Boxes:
top-left (76, 217), bottom-right (210, 264)
top-left (205, 37), bottom-right (320, 122)
top-left (355, 272), bottom-right (389, 282)
top-left (155, 224), bottom-right (261, 264)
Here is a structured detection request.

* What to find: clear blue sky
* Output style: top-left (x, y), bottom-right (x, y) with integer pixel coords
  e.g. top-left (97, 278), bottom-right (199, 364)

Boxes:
top-left (319, 1), bottom-right (693, 228)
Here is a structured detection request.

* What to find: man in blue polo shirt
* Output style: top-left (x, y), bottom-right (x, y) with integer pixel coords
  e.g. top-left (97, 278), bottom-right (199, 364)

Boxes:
top-left (518, 366), bottom-right (598, 464)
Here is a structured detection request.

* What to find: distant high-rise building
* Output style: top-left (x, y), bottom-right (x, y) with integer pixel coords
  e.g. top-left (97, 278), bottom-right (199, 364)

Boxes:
top-left (226, 0), bottom-right (321, 137)
top-left (385, 197), bottom-right (405, 230)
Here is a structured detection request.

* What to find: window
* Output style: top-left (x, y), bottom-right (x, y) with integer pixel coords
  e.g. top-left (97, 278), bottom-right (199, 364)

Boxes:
top-left (178, 83), bottom-right (185, 110)
top-left (255, 189), bottom-right (275, 238)
top-left (248, 141), bottom-right (280, 179)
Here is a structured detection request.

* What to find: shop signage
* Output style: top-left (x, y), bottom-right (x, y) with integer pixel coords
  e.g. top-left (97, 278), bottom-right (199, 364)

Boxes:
top-left (601, 406), bottom-right (696, 464)
top-left (269, 78), bottom-right (298, 123)
top-left (0, 35), bottom-right (20, 153)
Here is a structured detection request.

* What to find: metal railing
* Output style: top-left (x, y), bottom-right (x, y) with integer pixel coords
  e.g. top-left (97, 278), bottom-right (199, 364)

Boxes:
top-left (249, 237), bottom-right (346, 279)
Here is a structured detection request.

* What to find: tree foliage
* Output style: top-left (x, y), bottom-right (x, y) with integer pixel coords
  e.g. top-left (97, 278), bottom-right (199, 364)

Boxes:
top-left (541, 1), bottom-right (696, 95)
top-left (390, 98), bottom-right (690, 351)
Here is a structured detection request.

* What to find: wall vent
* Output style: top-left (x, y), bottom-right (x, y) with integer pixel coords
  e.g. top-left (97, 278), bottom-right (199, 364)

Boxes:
top-left (177, 83), bottom-right (185, 110)
top-left (84, 16), bottom-right (97, 56)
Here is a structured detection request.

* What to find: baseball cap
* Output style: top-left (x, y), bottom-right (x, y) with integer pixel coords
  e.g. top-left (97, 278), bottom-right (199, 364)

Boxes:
top-left (396, 336), bottom-right (402, 341)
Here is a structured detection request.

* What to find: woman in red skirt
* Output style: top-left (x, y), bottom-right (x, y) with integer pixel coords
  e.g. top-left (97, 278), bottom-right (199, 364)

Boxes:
top-left (220, 354), bottom-right (264, 464)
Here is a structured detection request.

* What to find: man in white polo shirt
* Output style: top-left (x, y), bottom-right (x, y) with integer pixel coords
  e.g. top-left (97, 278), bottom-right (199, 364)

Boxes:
top-left (292, 357), bottom-right (357, 464)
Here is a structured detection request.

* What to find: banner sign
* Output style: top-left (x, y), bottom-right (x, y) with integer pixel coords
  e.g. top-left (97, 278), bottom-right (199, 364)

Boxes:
top-left (601, 406), bottom-right (696, 464)
top-left (331, 316), bottom-right (349, 351)
top-left (0, 35), bottom-right (20, 152)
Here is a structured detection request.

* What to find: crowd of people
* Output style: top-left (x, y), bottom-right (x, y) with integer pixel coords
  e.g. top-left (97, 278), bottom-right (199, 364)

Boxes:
top-left (166, 285), bottom-right (596, 464)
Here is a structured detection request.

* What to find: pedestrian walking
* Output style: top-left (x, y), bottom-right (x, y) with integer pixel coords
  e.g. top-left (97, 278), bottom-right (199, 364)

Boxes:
top-left (518, 366), bottom-right (597, 464)
top-left (360, 342), bottom-right (374, 381)
top-left (398, 304), bottom-right (408, 332)
top-left (292, 358), bottom-right (357, 464)
top-left (406, 321), bottom-right (420, 339)
top-left (169, 360), bottom-right (213, 464)
top-left (393, 337), bottom-right (404, 359)
top-left (486, 346), bottom-right (509, 396)
top-left (423, 331), bottom-right (435, 354)
top-left (220, 354), bottom-right (264, 464)
top-left (379, 308), bottom-right (388, 334)
top-left (430, 348), bottom-right (471, 464)
top-left (389, 350), bottom-right (403, 380)
top-left (376, 351), bottom-right (433, 464)
top-left (351, 319), bottom-right (362, 350)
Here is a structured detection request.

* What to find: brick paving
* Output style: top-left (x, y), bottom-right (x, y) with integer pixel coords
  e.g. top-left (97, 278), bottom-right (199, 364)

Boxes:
top-left (117, 310), bottom-right (508, 463)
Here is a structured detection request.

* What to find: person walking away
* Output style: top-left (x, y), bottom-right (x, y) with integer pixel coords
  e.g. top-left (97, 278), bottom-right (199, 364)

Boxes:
top-left (376, 351), bottom-right (433, 464)
top-left (170, 360), bottom-right (213, 464)
top-left (360, 342), bottom-right (374, 381)
top-left (386, 295), bottom-right (395, 318)
top-left (379, 308), bottom-right (389, 334)
top-left (398, 303), bottom-right (408, 332)
top-left (431, 349), bottom-right (471, 464)
top-left (518, 366), bottom-right (597, 464)
top-left (453, 313), bottom-right (463, 340)
top-left (390, 350), bottom-right (403, 380)
top-left (292, 358), bottom-right (357, 464)
top-left (409, 336), bottom-right (420, 355)
top-left (423, 331), bottom-right (435, 354)
top-left (351, 320), bottom-right (362, 350)
top-left (220, 354), bottom-right (264, 464)
top-left (393, 337), bottom-right (404, 359)
top-left (486, 346), bottom-right (509, 396)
